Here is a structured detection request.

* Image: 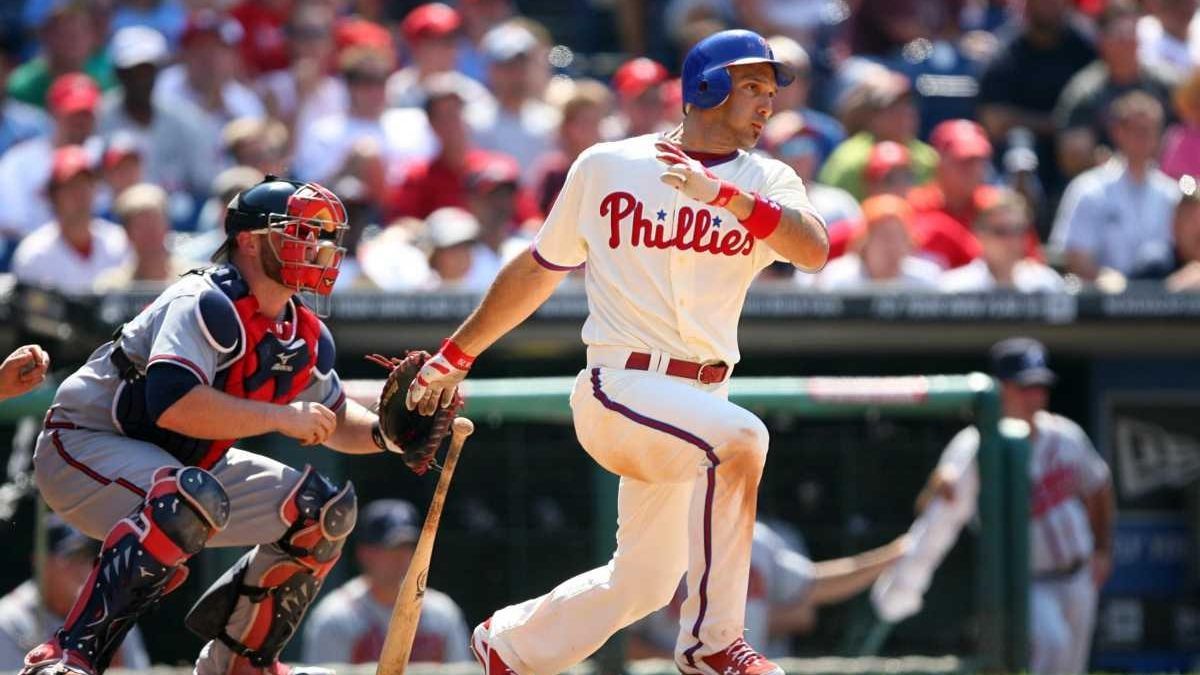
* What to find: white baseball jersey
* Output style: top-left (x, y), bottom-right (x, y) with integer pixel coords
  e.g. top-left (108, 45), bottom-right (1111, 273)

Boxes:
top-left (937, 412), bottom-right (1109, 574)
top-left (533, 134), bottom-right (821, 366)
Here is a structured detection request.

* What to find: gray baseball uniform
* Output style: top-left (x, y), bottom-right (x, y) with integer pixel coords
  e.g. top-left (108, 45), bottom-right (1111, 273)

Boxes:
top-left (302, 577), bottom-right (471, 665)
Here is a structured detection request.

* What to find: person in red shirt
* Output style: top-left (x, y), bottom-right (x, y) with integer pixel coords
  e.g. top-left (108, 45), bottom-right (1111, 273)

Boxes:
top-left (229, 0), bottom-right (291, 75)
top-left (386, 74), bottom-right (538, 221)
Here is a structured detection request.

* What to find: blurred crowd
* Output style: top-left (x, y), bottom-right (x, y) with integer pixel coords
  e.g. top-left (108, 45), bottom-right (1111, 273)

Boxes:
top-left (2, 0), bottom-right (1200, 296)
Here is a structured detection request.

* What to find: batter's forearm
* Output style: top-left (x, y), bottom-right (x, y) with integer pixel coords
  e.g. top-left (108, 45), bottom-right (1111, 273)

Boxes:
top-left (450, 250), bottom-right (568, 356)
top-left (725, 191), bottom-right (829, 271)
top-left (157, 385), bottom-right (289, 439)
top-left (324, 398), bottom-right (384, 455)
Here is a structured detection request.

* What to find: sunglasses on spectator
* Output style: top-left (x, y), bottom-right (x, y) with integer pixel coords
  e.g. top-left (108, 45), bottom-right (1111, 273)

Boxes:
top-left (292, 25), bottom-right (329, 39)
top-left (346, 70), bottom-right (389, 84)
top-left (982, 226), bottom-right (1026, 237)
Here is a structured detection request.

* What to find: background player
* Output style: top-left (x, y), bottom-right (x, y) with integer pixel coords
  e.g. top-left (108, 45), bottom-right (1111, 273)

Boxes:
top-left (21, 177), bottom-right (423, 675)
top-left (0, 345), bottom-right (50, 402)
top-left (918, 337), bottom-right (1116, 675)
top-left (302, 499), bottom-right (471, 666)
top-left (406, 29), bottom-right (829, 675)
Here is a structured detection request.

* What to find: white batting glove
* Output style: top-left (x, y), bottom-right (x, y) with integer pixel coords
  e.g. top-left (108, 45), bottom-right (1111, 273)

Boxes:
top-left (406, 339), bottom-right (475, 416)
top-left (655, 140), bottom-right (739, 207)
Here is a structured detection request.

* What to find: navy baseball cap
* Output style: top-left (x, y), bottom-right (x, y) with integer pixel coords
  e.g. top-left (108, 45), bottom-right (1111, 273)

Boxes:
top-left (46, 514), bottom-right (99, 558)
top-left (990, 337), bottom-right (1057, 386)
top-left (359, 499), bottom-right (420, 547)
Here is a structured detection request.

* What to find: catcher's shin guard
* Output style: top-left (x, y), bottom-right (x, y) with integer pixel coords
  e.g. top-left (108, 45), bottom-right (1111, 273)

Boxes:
top-left (186, 466), bottom-right (356, 671)
top-left (25, 467), bottom-right (229, 674)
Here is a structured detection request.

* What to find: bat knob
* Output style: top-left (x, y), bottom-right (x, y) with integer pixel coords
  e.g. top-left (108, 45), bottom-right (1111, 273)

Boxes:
top-left (452, 417), bottom-right (475, 437)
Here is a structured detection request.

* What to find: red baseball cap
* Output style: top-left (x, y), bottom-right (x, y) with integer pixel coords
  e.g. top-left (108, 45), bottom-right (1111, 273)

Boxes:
top-left (180, 10), bottom-right (244, 48)
top-left (612, 57), bottom-right (668, 100)
top-left (47, 73), bottom-right (100, 117)
top-left (467, 153), bottom-right (520, 193)
top-left (401, 3), bottom-right (461, 43)
top-left (930, 119), bottom-right (992, 160)
top-left (335, 18), bottom-right (394, 55)
top-left (865, 141), bottom-right (912, 182)
top-left (49, 145), bottom-right (95, 186)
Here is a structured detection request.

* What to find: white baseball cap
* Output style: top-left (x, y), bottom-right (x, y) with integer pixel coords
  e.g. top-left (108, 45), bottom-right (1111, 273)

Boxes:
top-left (111, 26), bottom-right (169, 69)
top-left (481, 22), bottom-right (538, 63)
top-left (426, 207), bottom-right (480, 249)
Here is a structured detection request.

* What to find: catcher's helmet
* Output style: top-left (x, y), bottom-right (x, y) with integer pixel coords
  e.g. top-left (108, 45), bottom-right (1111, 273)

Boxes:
top-left (681, 29), bottom-right (795, 110)
top-left (217, 175), bottom-right (349, 296)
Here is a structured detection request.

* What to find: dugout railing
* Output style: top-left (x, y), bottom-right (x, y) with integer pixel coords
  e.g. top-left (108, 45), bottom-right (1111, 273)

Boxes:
top-left (1, 374), bottom-right (1030, 673)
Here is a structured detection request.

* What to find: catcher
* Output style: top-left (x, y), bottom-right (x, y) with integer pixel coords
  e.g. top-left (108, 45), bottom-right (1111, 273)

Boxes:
top-left (22, 177), bottom-right (457, 675)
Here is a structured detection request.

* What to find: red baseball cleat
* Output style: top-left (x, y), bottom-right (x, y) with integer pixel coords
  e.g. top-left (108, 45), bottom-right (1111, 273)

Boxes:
top-left (470, 618), bottom-right (517, 675)
top-left (679, 637), bottom-right (784, 675)
top-left (20, 640), bottom-right (95, 675)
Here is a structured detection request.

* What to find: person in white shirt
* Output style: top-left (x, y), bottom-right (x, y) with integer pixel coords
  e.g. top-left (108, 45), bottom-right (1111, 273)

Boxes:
top-left (811, 194), bottom-right (940, 291)
top-left (940, 188), bottom-right (1064, 293)
top-left (256, 2), bottom-right (348, 143)
top-left (466, 21), bottom-right (559, 185)
top-left (386, 3), bottom-right (493, 112)
top-left (406, 28), bottom-right (829, 675)
top-left (12, 145), bottom-right (130, 294)
top-left (1136, 0), bottom-right (1200, 85)
top-left (1051, 91), bottom-right (1179, 280)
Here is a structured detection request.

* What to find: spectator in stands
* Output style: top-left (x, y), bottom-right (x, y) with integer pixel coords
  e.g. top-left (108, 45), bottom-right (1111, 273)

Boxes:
top-left (454, 0), bottom-right (518, 83)
top-left (12, 145), bottom-right (129, 294)
top-left (229, 0), bottom-right (291, 76)
top-left (468, 20), bottom-right (559, 184)
top-left (0, 34), bottom-right (50, 156)
top-left (357, 216), bottom-right (437, 291)
top-left (1051, 91), bottom-right (1179, 281)
top-left (0, 73), bottom-right (101, 246)
top-left (155, 11), bottom-right (265, 140)
top-left (627, 520), bottom-right (909, 660)
top-left (462, 154), bottom-right (535, 285)
top-left (603, 57), bottom-right (671, 141)
top-left (258, 1), bottom-right (347, 143)
top-left (109, 0), bottom-right (187, 48)
top-left (96, 133), bottom-right (143, 220)
top-left (0, 516), bottom-right (149, 669)
top-left (177, 165), bottom-right (264, 261)
top-left (977, 0), bottom-right (1095, 196)
top-left (303, 499), bottom-right (471, 665)
top-left (764, 110), bottom-right (860, 260)
top-left (766, 35), bottom-right (844, 168)
top-left (0, 344), bottom-right (50, 402)
top-left (388, 75), bottom-right (538, 222)
top-left (1053, 0), bottom-right (1174, 182)
top-left (388, 3), bottom-right (492, 111)
top-left (294, 44), bottom-right (435, 196)
top-left (1136, 0), bottom-right (1200, 85)
top-left (424, 206), bottom-right (487, 289)
top-left (535, 79), bottom-right (611, 215)
top-left (863, 141), bottom-right (915, 199)
top-left (99, 25), bottom-right (216, 202)
top-left (909, 119), bottom-right (996, 270)
top-left (96, 183), bottom-right (195, 290)
top-left (939, 188), bottom-right (1064, 293)
top-left (819, 70), bottom-right (936, 201)
top-left (809, 195), bottom-right (941, 291)
top-left (1130, 174), bottom-right (1200, 291)
top-left (1160, 70), bottom-right (1200, 180)
top-left (221, 117), bottom-right (289, 176)
top-left (7, 0), bottom-right (115, 108)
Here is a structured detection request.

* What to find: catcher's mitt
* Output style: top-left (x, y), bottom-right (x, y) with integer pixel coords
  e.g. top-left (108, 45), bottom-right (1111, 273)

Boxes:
top-left (366, 351), bottom-right (464, 475)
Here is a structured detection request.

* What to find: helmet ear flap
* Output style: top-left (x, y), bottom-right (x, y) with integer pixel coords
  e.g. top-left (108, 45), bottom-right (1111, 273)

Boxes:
top-left (695, 66), bottom-right (732, 109)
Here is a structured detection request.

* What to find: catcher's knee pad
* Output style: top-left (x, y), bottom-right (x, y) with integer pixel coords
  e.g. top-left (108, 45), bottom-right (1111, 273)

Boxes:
top-left (184, 467), bottom-right (355, 668)
top-left (57, 466), bottom-right (229, 672)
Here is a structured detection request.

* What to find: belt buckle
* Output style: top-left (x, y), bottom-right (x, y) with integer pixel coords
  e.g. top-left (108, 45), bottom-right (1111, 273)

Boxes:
top-left (696, 360), bottom-right (725, 385)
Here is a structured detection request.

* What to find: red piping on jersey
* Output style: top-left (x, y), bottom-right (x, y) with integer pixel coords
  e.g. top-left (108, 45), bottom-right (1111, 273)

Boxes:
top-left (51, 431), bottom-right (146, 498)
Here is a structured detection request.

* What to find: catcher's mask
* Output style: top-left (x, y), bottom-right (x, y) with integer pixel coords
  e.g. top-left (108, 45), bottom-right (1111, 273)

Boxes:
top-left (221, 177), bottom-right (349, 314)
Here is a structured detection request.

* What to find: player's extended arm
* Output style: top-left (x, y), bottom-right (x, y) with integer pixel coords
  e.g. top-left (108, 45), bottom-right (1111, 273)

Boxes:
top-left (157, 384), bottom-right (336, 446)
top-left (323, 398), bottom-right (387, 455)
top-left (1084, 478), bottom-right (1116, 586)
top-left (723, 191), bottom-right (829, 272)
top-left (406, 250), bottom-right (569, 414)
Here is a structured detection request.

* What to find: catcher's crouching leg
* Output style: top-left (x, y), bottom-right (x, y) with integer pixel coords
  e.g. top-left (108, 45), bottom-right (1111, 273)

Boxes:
top-left (187, 466), bottom-right (356, 675)
top-left (23, 466), bottom-right (231, 675)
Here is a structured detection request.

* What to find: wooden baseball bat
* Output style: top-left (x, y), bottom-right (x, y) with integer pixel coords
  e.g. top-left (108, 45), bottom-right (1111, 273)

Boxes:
top-left (376, 417), bottom-right (474, 675)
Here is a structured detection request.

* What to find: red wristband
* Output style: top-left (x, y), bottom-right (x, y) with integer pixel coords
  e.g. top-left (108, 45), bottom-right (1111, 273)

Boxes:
top-left (739, 193), bottom-right (783, 239)
top-left (440, 338), bottom-right (476, 370)
top-left (708, 180), bottom-right (739, 208)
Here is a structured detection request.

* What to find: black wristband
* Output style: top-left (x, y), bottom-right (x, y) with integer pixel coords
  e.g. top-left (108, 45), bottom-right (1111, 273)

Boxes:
top-left (371, 421), bottom-right (387, 451)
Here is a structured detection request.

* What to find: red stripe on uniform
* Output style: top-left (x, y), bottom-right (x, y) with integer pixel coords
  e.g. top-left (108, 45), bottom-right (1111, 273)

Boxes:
top-left (52, 432), bottom-right (146, 498)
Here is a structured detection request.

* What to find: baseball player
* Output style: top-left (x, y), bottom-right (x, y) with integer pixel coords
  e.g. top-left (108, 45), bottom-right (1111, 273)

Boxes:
top-left (301, 499), bottom-right (471, 665)
top-left (406, 29), bottom-right (830, 675)
top-left (20, 177), bottom-right (431, 675)
top-left (0, 345), bottom-right (50, 401)
top-left (919, 337), bottom-right (1116, 675)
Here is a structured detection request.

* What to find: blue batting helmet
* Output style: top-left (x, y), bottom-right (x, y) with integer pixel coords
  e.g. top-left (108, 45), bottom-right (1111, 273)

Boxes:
top-left (681, 29), bottom-right (795, 110)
